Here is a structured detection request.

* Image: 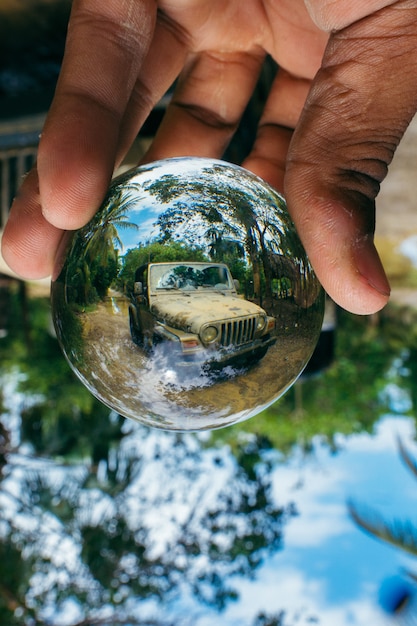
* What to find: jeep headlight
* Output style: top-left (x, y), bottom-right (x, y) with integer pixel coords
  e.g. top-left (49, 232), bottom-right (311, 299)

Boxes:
top-left (201, 325), bottom-right (219, 344)
top-left (256, 315), bottom-right (267, 332)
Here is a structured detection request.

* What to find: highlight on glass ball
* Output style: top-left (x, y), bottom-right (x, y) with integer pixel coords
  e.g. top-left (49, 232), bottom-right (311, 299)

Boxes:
top-left (51, 157), bottom-right (324, 431)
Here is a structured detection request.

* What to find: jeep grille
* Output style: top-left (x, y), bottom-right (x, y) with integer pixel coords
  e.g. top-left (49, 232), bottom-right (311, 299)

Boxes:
top-left (220, 316), bottom-right (257, 347)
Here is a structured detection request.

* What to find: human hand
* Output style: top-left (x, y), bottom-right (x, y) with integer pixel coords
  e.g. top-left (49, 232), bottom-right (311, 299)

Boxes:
top-left (2, 0), bottom-right (416, 315)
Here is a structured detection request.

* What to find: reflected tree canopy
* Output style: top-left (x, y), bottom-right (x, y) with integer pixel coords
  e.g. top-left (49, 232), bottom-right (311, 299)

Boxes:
top-left (64, 187), bottom-right (140, 307)
top-left (2, 282), bottom-right (417, 623)
top-left (59, 159), bottom-right (321, 311)
top-left (1, 322), bottom-right (290, 625)
top-left (137, 162), bottom-right (319, 309)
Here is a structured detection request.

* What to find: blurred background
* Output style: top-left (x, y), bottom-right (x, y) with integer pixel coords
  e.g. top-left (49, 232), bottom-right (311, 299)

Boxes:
top-left (1, 1), bottom-right (417, 625)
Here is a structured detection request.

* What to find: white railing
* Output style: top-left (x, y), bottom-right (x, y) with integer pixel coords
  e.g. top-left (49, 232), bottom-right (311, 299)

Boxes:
top-left (0, 114), bottom-right (44, 230)
top-left (0, 146), bottom-right (38, 229)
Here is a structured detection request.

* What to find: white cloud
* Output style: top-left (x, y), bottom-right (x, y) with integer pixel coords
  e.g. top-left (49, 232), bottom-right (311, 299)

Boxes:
top-left (208, 565), bottom-right (385, 626)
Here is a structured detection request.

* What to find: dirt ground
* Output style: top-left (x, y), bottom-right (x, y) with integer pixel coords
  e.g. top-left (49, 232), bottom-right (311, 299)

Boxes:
top-left (375, 114), bottom-right (417, 306)
top-left (377, 115), bottom-right (417, 239)
top-left (64, 293), bottom-right (322, 431)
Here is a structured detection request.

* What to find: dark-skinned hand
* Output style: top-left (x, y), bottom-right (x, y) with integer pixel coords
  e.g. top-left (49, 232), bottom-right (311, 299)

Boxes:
top-left (3, 0), bottom-right (416, 315)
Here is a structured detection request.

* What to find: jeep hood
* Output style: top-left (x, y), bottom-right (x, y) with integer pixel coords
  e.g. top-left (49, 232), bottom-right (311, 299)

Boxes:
top-left (151, 293), bottom-right (264, 333)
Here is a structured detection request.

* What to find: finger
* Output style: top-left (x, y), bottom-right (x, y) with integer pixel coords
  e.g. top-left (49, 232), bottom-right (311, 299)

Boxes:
top-left (243, 69), bottom-right (312, 191)
top-left (285, 2), bottom-right (417, 315)
top-left (37, 0), bottom-right (157, 231)
top-left (115, 12), bottom-right (190, 166)
top-left (142, 49), bottom-right (266, 163)
top-left (304, 0), bottom-right (398, 31)
top-left (5, 5), bottom-right (191, 281)
top-left (1, 169), bottom-right (64, 279)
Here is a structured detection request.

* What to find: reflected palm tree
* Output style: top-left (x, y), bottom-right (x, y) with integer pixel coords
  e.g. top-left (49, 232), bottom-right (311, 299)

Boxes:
top-left (62, 187), bottom-right (140, 306)
top-left (84, 187), bottom-right (140, 264)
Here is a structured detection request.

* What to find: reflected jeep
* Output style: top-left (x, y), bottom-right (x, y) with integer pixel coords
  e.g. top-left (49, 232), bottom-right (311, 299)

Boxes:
top-left (128, 262), bottom-right (276, 366)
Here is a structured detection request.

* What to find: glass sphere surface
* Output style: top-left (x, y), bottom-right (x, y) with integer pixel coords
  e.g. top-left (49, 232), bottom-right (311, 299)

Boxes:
top-left (51, 157), bottom-right (324, 431)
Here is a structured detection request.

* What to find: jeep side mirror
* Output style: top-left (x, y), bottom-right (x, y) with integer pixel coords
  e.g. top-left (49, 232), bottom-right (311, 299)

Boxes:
top-left (233, 279), bottom-right (240, 291)
top-left (134, 281), bottom-right (143, 295)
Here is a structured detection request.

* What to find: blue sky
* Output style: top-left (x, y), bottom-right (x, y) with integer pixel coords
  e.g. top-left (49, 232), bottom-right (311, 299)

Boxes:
top-left (188, 414), bottom-right (417, 625)
top-left (2, 368), bottom-right (417, 626)
top-left (114, 158), bottom-right (218, 255)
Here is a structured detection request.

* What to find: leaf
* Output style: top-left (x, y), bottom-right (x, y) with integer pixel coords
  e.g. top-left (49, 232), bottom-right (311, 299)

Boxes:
top-left (348, 500), bottom-right (417, 557)
top-left (404, 569), bottom-right (417, 584)
top-left (398, 437), bottom-right (417, 482)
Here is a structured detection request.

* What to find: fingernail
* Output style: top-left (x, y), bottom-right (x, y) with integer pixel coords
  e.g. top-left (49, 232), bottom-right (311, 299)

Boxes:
top-left (353, 236), bottom-right (391, 297)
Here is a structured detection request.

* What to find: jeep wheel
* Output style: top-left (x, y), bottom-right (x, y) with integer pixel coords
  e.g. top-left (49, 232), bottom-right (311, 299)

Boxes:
top-left (129, 310), bottom-right (143, 346)
top-left (253, 345), bottom-right (268, 361)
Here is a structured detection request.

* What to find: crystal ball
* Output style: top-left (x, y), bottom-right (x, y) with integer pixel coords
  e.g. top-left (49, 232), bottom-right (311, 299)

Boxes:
top-left (51, 157), bottom-right (324, 431)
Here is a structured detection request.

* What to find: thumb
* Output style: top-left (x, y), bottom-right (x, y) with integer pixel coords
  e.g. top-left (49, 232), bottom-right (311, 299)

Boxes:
top-left (285, 2), bottom-right (417, 315)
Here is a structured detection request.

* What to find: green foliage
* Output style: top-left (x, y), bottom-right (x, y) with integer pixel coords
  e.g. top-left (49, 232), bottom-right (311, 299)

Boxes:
top-left (91, 254), bottom-right (119, 299)
top-left (212, 308), bottom-right (417, 454)
top-left (4, 289), bottom-right (417, 463)
top-left (0, 424), bottom-right (288, 621)
top-left (1, 290), bottom-right (123, 461)
top-left (61, 188), bottom-right (140, 306)
top-left (3, 286), bottom-right (417, 623)
top-left (64, 248), bottom-right (119, 308)
top-left (0, 536), bottom-right (34, 624)
top-left (141, 166), bottom-right (318, 306)
top-left (1, 290), bottom-right (290, 621)
top-left (118, 241), bottom-right (208, 293)
top-left (252, 612), bottom-right (285, 626)
top-left (81, 516), bottom-right (141, 592)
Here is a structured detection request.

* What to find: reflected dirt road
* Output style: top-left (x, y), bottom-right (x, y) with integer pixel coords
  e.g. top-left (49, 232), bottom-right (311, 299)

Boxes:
top-left (76, 293), bottom-right (318, 430)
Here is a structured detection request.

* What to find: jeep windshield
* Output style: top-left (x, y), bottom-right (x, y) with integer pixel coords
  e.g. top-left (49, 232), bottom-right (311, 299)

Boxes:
top-left (150, 263), bottom-right (234, 293)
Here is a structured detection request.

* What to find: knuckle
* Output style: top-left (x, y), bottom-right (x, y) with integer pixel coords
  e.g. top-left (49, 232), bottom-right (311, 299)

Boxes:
top-left (69, 1), bottom-right (155, 57)
top-left (170, 101), bottom-right (238, 132)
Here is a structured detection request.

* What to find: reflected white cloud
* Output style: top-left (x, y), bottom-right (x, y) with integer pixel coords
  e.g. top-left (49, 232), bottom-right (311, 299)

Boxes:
top-left (218, 565), bottom-right (385, 626)
top-left (212, 415), bottom-right (417, 626)
top-left (2, 366), bottom-right (417, 625)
